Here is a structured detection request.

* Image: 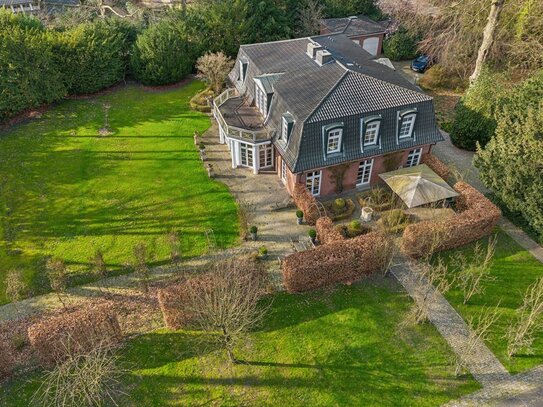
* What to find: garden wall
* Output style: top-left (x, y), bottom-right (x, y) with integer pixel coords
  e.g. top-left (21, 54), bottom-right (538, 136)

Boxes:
top-left (27, 303), bottom-right (122, 366)
top-left (421, 153), bottom-right (451, 180)
top-left (282, 231), bottom-right (390, 293)
top-left (401, 182), bottom-right (501, 258)
top-left (292, 184), bottom-right (321, 226)
top-left (316, 216), bottom-right (345, 245)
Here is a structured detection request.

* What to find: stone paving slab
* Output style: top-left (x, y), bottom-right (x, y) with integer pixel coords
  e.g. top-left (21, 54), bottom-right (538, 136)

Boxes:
top-left (391, 262), bottom-right (510, 387)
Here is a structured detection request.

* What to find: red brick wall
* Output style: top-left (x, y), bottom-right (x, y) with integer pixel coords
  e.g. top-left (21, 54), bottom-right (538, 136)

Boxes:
top-left (349, 34), bottom-right (384, 56)
top-left (296, 145), bottom-right (432, 198)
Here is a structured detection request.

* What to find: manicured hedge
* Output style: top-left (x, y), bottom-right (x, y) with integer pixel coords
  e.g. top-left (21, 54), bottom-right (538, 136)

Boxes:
top-left (53, 19), bottom-right (134, 95)
top-left (0, 11), bottom-right (65, 121)
top-left (27, 304), bottom-right (122, 366)
top-left (282, 231), bottom-right (390, 293)
top-left (131, 18), bottom-right (194, 86)
top-left (316, 216), bottom-right (345, 245)
top-left (401, 182), bottom-right (501, 258)
top-left (0, 340), bottom-right (13, 381)
top-left (421, 153), bottom-right (450, 180)
top-left (292, 184), bottom-right (321, 226)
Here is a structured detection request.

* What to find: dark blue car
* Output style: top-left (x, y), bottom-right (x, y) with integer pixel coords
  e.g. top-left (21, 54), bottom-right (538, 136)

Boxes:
top-left (411, 55), bottom-right (431, 73)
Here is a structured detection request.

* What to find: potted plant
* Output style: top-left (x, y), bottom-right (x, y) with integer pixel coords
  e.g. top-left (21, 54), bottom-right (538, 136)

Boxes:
top-left (258, 246), bottom-right (268, 259)
top-left (296, 210), bottom-right (304, 225)
top-left (308, 229), bottom-right (317, 244)
top-left (250, 226), bottom-right (258, 241)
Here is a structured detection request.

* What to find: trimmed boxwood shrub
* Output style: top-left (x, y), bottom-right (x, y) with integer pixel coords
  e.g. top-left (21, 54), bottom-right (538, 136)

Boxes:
top-left (383, 28), bottom-right (419, 61)
top-left (52, 19), bottom-right (133, 95)
top-left (131, 18), bottom-right (194, 86)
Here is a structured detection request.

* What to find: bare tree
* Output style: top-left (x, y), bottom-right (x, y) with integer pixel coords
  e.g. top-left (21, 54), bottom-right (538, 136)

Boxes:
top-left (470, 0), bottom-right (506, 84)
top-left (167, 230), bottom-right (183, 269)
top-left (401, 258), bottom-right (453, 327)
top-left (46, 258), bottom-right (69, 310)
top-left (183, 257), bottom-right (269, 363)
top-left (297, 0), bottom-right (325, 36)
top-left (32, 339), bottom-right (125, 407)
top-left (196, 52), bottom-right (235, 95)
top-left (453, 305), bottom-right (500, 376)
top-left (506, 277), bottom-right (543, 357)
top-left (5, 268), bottom-right (26, 312)
top-left (454, 236), bottom-right (497, 304)
top-left (133, 242), bottom-right (150, 293)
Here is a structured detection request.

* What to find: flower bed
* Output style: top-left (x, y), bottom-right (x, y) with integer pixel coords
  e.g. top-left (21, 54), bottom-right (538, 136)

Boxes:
top-left (401, 182), bottom-right (501, 258)
top-left (377, 209), bottom-right (413, 234)
top-left (322, 197), bottom-right (356, 221)
top-left (337, 220), bottom-right (372, 239)
top-left (357, 187), bottom-right (396, 212)
top-left (282, 231), bottom-right (391, 293)
top-left (27, 303), bottom-right (122, 366)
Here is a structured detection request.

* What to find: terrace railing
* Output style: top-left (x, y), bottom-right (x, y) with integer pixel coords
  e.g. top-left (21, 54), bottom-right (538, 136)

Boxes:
top-left (213, 88), bottom-right (274, 143)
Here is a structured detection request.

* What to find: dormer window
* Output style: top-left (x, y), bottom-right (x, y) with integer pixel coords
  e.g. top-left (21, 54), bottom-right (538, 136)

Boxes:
top-left (327, 128), bottom-right (342, 154)
top-left (280, 113), bottom-right (294, 142)
top-left (398, 110), bottom-right (417, 140)
top-left (239, 60), bottom-right (248, 83)
top-left (361, 116), bottom-right (382, 149)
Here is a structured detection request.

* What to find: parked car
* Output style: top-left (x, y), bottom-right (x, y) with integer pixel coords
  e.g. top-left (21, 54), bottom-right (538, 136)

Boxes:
top-left (411, 55), bottom-right (432, 73)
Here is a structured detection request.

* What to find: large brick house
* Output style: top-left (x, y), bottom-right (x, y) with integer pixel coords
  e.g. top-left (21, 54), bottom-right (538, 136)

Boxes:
top-left (212, 33), bottom-right (443, 198)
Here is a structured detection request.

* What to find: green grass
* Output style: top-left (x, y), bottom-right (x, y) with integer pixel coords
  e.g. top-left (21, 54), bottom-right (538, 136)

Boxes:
top-left (438, 228), bottom-right (543, 374)
top-left (0, 81), bottom-right (239, 304)
top-left (0, 279), bottom-right (479, 406)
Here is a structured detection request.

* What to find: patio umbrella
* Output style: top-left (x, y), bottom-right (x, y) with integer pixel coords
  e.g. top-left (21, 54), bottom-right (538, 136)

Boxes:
top-left (378, 164), bottom-right (459, 208)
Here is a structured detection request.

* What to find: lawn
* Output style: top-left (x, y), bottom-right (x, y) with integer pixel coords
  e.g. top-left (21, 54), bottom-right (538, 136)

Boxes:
top-left (0, 279), bottom-right (479, 406)
top-left (0, 81), bottom-right (239, 303)
top-left (438, 228), bottom-right (543, 374)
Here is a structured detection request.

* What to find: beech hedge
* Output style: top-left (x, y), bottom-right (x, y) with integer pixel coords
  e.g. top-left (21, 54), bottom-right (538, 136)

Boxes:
top-left (27, 304), bottom-right (122, 366)
top-left (401, 182), bottom-right (501, 258)
top-left (292, 184), bottom-right (321, 226)
top-left (282, 231), bottom-right (390, 293)
top-left (316, 216), bottom-right (345, 245)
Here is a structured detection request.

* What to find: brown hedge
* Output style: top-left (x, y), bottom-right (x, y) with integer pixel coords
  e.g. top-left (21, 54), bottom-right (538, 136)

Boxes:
top-left (316, 216), bottom-right (345, 245)
top-left (421, 153), bottom-right (451, 180)
top-left (27, 303), bottom-right (122, 366)
top-left (157, 274), bottom-right (212, 330)
top-left (282, 231), bottom-right (390, 293)
top-left (293, 183), bottom-right (321, 225)
top-left (0, 341), bottom-right (13, 381)
top-left (401, 182), bottom-right (501, 258)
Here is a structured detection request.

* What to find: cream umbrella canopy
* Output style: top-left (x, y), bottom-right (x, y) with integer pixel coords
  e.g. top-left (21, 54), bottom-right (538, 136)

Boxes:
top-left (378, 164), bottom-right (458, 208)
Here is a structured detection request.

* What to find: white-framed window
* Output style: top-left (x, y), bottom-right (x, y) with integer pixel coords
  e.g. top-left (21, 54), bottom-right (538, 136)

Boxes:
top-left (282, 117), bottom-right (289, 140)
top-left (364, 121), bottom-right (380, 146)
top-left (255, 85), bottom-right (267, 116)
top-left (399, 113), bottom-right (416, 139)
top-left (406, 148), bottom-right (422, 167)
top-left (281, 159), bottom-right (287, 184)
top-left (306, 170), bottom-right (322, 196)
top-left (259, 144), bottom-right (273, 168)
top-left (327, 129), bottom-right (342, 154)
top-left (240, 142), bottom-right (253, 167)
top-left (356, 159), bottom-right (374, 186)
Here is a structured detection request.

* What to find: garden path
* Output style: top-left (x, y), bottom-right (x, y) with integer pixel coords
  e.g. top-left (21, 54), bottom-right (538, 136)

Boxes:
top-left (390, 261), bottom-right (510, 388)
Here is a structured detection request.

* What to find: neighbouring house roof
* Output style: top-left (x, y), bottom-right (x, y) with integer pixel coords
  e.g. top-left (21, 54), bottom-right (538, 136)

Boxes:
top-left (0, 0), bottom-right (34, 6)
top-left (225, 34), bottom-right (443, 173)
top-left (320, 15), bottom-right (387, 37)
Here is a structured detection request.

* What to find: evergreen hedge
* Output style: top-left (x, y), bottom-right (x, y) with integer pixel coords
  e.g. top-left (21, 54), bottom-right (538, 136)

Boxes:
top-left (383, 29), bottom-right (419, 61)
top-left (0, 11), bottom-right (65, 121)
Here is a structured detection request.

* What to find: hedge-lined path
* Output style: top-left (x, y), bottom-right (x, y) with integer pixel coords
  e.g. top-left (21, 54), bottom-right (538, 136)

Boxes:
top-left (390, 261), bottom-right (510, 387)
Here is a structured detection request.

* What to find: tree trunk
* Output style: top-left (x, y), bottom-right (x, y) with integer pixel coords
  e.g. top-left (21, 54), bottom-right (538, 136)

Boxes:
top-left (469, 0), bottom-right (505, 85)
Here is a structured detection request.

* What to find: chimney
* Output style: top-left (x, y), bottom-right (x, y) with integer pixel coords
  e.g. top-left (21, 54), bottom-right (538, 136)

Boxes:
top-left (316, 49), bottom-right (334, 66)
top-left (307, 42), bottom-right (323, 59)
